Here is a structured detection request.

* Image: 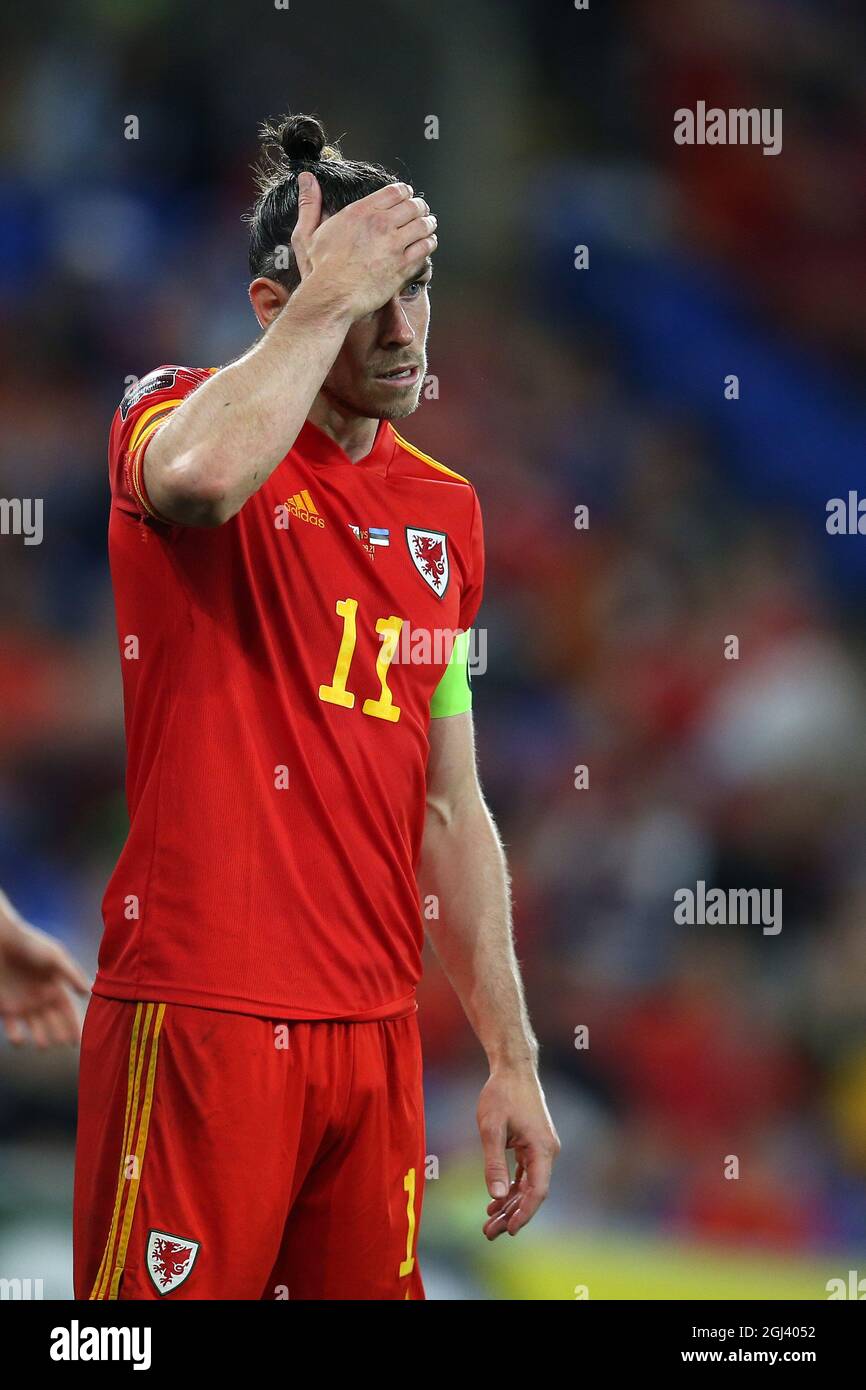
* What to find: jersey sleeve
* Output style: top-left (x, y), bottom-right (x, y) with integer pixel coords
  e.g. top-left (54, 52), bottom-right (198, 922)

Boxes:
top-left (109, 366), bottom-right (213, 523)
top-left (429, 489), bottom-right (485, 720)
top-left (458, 487), bottom-right (485, 631)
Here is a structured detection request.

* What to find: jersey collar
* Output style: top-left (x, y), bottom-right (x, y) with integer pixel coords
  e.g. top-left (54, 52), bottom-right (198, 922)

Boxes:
top-left (295, 417), bottom-right (397, 478)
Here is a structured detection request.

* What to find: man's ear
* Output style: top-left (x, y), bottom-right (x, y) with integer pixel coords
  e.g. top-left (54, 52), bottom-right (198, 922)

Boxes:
top-left (249, 276), bottom-right (291, 329)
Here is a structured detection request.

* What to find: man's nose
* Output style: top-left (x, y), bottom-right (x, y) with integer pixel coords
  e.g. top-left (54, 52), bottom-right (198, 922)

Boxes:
top-left (377, 297), bottom-right (415, 347)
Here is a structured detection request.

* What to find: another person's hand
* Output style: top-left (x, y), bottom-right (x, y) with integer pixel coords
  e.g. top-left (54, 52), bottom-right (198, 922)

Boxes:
top-left (0, 893), bottom-right (89, 1047)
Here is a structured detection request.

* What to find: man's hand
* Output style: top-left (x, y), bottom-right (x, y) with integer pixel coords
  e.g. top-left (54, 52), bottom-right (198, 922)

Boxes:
top-left (478, 1066), bottom-right (561, 1239)
top-left (0, 902), bottom-right (89, 1048)
top-left (292, 173), bottom-right (437, 321)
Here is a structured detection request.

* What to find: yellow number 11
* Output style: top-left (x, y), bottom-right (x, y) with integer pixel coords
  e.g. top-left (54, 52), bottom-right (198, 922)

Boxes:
top-left (399, 1167), bottom-right (417, 1277)
top-left (318, 597), bottom-right (405, 723)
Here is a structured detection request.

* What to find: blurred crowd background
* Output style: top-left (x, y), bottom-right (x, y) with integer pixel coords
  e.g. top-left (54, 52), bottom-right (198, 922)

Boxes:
top-left (2, 0), bottom-right (865, 1299)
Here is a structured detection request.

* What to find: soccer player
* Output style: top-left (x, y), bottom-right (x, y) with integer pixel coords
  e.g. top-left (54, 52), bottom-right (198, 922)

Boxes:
top-left (0, 887), bottom-right (88, 1047)
top-left (74, 113), bottom-right (559, 1301)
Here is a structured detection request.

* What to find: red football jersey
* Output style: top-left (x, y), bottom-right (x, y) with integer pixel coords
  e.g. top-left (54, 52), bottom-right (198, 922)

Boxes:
top-left (95, 365), bottom-right (484, 1020)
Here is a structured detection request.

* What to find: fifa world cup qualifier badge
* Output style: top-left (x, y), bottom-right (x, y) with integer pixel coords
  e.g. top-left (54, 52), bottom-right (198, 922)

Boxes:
top-left (119, 369), bottom-right (178, 420)
top-left (146, 1229), bottom-right (201, 1294)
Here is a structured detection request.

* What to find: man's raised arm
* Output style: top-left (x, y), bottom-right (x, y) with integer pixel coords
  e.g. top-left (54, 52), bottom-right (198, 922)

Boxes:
top-left (144, 174), bottom-right (437, 527)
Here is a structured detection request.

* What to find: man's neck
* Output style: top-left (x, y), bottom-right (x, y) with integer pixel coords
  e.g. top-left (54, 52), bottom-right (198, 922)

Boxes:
top-left (307, 396), bottom-right (379, 463)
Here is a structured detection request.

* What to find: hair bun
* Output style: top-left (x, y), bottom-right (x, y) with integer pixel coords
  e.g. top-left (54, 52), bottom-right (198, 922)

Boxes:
top-left (279, 114), bottom-right (326, 163)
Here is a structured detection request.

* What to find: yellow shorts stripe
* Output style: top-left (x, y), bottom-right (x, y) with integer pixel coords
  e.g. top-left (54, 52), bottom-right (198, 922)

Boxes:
top-left (90, 1003), bottom-right (149, 1299)
top-left (89, 1003), bottom-right (165, 1299)
top-left (107, 1003), bottom-right (166, 1299)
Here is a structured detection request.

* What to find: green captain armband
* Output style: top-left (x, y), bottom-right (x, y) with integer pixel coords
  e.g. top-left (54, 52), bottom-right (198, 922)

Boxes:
top-left (429, 629), bottom-right (473, 719)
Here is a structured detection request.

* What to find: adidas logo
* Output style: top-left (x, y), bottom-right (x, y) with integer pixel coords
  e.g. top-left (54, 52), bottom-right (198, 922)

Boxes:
top-left (286, 489), bottom-right (324, 528)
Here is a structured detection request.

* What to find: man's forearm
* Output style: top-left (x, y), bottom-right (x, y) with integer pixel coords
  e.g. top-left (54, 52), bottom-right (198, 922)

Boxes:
top-left (419, 790), bottom-right (537, 1071)
top-left (145, 273), bottom-right (354, 526)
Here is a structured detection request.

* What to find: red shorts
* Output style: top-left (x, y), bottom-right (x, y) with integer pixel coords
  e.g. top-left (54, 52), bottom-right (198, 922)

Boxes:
top-left (73, 996), bottom-right (426, 1300)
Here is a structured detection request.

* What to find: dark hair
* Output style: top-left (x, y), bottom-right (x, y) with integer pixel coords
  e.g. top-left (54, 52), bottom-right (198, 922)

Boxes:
top-left (245, 113), bottom-right (400, 290)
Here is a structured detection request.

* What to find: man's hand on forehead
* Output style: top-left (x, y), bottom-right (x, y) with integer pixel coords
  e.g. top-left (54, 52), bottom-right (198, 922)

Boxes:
top-left (291, 174), bottom-right (438, 322)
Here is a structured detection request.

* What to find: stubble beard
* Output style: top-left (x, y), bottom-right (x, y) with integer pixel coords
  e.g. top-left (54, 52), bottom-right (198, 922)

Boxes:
top-left (368, 372), bottom-right (425, 421)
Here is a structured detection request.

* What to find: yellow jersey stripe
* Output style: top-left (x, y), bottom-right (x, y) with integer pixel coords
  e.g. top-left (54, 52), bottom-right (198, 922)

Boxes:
top-left (128, 398), bottom-right (184, 451)
top-left (107, 1003), bottom-right (166, 1299)
top-left (129, 440), bottom-right (167, 523)
top-left (91, 1003), bottom-right (150, 1299)
top-left (300, 489), bottom-right (317, 514)
top-left (129, 412), bottom-right (171, 473)
top-left (390, 428), bottom-right (469, 483)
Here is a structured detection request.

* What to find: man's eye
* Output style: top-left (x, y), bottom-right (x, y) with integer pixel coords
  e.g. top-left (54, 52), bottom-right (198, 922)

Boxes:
top-left (403, 280), bottom-right (430, 298)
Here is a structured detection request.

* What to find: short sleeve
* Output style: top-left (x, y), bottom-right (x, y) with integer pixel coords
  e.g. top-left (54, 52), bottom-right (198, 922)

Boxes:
top-left (458, 488), bottom-right (485, 632)
top-left (109, 366), bottom-right (213, 522)
top-left (430, 490), bottom-right (483, 720)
